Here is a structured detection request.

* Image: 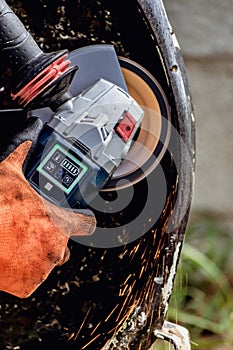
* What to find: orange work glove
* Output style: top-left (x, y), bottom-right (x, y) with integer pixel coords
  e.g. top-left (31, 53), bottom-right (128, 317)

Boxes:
top-left (0, 118), bottom-right (96, 298)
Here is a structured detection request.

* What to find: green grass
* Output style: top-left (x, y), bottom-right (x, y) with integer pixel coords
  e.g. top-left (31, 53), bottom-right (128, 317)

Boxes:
top-left (151, 211), bottom-right (233, 349)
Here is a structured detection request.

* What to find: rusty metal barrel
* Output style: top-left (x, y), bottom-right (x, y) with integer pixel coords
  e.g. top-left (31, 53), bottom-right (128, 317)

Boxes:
top-left (0, 0), bottom-right (195, 349)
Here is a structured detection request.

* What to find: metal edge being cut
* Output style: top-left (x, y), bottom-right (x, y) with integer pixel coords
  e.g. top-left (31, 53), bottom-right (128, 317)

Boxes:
top-left (136, 0), bottom-right (195, 347)
top-left (102, 0), bottom-right (196, 348)
top-left (137, 0), bottom-right (196, 223)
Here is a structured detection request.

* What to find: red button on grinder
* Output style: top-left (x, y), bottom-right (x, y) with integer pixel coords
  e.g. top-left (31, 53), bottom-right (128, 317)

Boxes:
top-left (115, 111), bottom-right (137, 142)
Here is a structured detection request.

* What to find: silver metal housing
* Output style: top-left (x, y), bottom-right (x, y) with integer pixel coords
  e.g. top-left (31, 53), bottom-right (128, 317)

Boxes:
top-left (48, 78), bottom-right (144, 174)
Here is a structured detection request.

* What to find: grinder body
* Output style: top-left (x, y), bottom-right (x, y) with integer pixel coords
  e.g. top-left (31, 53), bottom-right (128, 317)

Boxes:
top-left (25, 79), bottom-right (143, 208)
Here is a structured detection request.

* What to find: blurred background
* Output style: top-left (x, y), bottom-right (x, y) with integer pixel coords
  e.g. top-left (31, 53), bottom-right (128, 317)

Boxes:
top-left (152, 0), bottom-right (233, 349)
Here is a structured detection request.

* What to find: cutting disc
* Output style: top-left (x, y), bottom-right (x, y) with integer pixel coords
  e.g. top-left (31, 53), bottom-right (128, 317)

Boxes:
top-left (103, 56), bottom-right (171, 190)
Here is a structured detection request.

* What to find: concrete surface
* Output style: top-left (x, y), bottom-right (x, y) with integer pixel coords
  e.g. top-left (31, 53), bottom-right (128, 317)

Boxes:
top-left (164, 0), bottom-right (233, 217)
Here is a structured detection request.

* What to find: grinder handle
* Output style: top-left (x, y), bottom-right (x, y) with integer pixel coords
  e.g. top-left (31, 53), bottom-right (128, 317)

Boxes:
top-left (0, 0), bottom-right (76, 111)
top-left (0, 0), bottom-right (42, 73)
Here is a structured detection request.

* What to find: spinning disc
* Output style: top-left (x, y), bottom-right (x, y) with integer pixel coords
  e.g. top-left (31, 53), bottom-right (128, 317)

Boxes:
top-left (104, 56), bottom-right (171, 190)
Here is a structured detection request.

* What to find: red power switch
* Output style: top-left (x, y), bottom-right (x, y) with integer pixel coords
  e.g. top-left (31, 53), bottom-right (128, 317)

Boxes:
top-left (115, 111), bottom-right (137, 142)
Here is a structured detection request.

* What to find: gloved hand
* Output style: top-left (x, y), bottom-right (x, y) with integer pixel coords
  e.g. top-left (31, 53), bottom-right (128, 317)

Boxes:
top-left (0, 117), bottom-right (96, 298)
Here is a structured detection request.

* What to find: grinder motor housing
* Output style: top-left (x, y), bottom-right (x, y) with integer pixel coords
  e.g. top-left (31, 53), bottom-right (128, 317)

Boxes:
top-left (25, 79), bottom-right (144, 209)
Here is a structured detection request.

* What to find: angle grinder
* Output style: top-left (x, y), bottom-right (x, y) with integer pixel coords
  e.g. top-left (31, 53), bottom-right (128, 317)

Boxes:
top-left (0, 0), bottom-right (170, 210)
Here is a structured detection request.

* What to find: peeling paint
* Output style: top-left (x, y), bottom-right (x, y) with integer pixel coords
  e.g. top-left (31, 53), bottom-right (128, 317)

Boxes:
top-left (154, 276), bottom-right (164, 285)
top-left (162, 242), bottom-right (182, 314)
